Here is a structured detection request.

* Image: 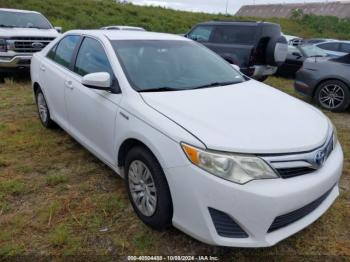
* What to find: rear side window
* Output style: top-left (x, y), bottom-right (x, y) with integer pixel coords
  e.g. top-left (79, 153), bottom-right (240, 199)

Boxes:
top-left (187, 26), bottom-right (213, 42)
top-left (340, 43), bottom-right (350, 53)
top-left (51, 35), bottom-right (80, 68)
top-left (211, 26), bottom-right (257, 45)
top-left (74, 37), bottom-right (113, 76)
top-left (47, 43), bottom-right (57, 60)
top-left (318, 42), bottom-right (339, 52)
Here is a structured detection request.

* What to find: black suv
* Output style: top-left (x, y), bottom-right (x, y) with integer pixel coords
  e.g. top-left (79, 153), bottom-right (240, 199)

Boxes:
top-left (185, 21), bottom-right (288, 81)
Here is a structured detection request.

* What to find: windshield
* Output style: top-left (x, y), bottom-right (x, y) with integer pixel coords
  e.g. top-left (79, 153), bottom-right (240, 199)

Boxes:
top-left (300, 45), bottom-right (327, 57)
top-left (0, 10), bottom-right (52, 29)
top-left (111, 40), bottom-right (245, 92)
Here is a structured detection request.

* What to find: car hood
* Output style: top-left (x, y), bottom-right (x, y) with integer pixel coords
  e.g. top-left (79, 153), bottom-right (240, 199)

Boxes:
top-left (141, 80), bottom-right (330, 154)
top-left (0, 28), bottom-right (60, 38)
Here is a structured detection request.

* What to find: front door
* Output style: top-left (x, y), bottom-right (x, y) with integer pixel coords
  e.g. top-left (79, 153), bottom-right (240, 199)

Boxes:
top-left (64, 37), bottom-right (122, 166)
top-left (42, 35), bottom-right (81, 128)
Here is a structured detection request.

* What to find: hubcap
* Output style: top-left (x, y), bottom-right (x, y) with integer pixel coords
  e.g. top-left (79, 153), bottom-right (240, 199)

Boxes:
top-left (128, 160), bottom-right (157, 217)
top-left (37, 93), bottom-right (48, 123)
top-left (319, 84), bottom-right (345, 109)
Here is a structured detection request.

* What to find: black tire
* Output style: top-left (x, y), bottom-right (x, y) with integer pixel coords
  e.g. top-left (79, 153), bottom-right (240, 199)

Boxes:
top-left (314, 80), bottom-right (350, 112)
top-left (35, 88), bottom-right (57, 128)
top-left (124, 146), bottom-right (173, 230)
top-left (256, 75), bottom-right (268, 82)
top-left (265, 35), bottom-right (288, 66)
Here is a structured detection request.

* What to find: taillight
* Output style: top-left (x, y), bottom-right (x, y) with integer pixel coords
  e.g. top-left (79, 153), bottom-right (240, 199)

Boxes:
top-left (0, 39), bottom-right (7, 52)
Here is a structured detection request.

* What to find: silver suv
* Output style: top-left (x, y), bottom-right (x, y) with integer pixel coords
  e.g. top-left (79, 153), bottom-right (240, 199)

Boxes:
top-left (0, 8), bottom-right (60, 73)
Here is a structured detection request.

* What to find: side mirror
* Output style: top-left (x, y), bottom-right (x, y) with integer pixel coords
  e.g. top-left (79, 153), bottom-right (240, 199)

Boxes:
top-left (82, 72), bottom-right (111, 91)
top-left (55, 27), bottom-right (62, 33)
top-left (231, 64), bottom-right (240, 71)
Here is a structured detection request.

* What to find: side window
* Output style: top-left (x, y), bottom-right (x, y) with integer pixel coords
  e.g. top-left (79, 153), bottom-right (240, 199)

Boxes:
top-left (340, 43), bottom-right (350, 53)
top-left (318, 42), bottom-right (339, 52)
top-left (211, 26), bottom-right (257, 45)
top-left (53, 35), bottom-right (80, 68)
top-left (47, 43), bottom-right (58, 60)
top-left (74, 37), bottom-right (113, 76)
top-left (187, 26), bottom-right (214, 42)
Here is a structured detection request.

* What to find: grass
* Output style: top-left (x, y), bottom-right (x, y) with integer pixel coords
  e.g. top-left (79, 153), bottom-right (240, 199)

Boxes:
top-left (0, 75), bottom-right (349, 259)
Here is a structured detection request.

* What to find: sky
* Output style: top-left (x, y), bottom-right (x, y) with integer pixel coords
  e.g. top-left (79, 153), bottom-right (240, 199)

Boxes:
top-left (124, 0), bottom-right (345, 14)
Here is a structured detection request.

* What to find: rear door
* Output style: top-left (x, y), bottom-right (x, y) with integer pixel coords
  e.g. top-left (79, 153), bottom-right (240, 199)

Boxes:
top-left (64, 36), bottom-right (121, 166)
top-left (41, 35), bottom-right (81, 128)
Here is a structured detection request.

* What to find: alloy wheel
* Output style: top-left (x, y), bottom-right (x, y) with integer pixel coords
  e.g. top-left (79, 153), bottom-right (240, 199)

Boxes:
top-left (37, 93), bottom-right (48, 123)
top-left (128, 160), bottom-right (157, 217)
top-left (318, 84), bottom-right (345, 110)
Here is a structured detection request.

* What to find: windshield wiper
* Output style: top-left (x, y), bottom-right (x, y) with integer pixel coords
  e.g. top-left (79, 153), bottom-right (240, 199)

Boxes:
top-left (25, 26), bottom-right (47, 29)
top-left (0, 24), bottom-right (15, 28)
top-left (192, 80), bottom-right (242, 90)
top-left (309, 55), bottom-right (325, 58)
top-left (139, 87), bottom-right (184, 92)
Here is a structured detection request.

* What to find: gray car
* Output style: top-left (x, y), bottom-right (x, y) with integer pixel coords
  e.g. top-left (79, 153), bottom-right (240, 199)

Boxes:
top-left (295, 54), bottom-right (350, 112)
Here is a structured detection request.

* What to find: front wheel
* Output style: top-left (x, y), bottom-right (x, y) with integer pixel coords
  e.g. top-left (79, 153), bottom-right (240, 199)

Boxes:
top-left (314, 80), bottom-right (350, 112)
top-left (125, 146), bottom-right (173, 230)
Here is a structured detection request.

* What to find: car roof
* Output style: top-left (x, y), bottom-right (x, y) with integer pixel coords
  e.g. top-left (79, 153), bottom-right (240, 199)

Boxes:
top-left (316, 40), bottom-right (350, 45)
top-left (0, 8), bottom-right (40, 14)
top-left (197, 20), bottom-right (277, 26)
top-left (102, 26), bottom-right (145, 30)
top-left (66, 30), bottom-right (189, 41)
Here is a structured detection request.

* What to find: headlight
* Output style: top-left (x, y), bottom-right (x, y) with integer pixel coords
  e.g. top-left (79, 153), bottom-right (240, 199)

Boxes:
top-left (181, 143), bottom-right (278, 184)
top-left (0, 39), bottom-right (7, 52)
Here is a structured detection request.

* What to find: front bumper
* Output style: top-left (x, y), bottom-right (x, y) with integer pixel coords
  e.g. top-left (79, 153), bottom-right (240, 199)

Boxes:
top-left (294, 69), bottom-right (319, 97)
top-left (165, 142), bottom-right (343, 247)
top-left (241, 65), bottom-right (277, 79)
top-left (252, 65), bottom-right (277, 78)
top-left (294, 80), bottom-right (314, 97)
top-left (0, 55), bottom-right (32, 70)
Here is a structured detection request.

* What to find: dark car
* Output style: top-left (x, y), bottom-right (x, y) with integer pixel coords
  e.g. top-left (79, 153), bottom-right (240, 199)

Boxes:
top-left (295, 54), bottom-right (350, 112)
top-left (185, 21), bottom-right (287, 81)
top-left (277, 45), bottom-right (329, 77)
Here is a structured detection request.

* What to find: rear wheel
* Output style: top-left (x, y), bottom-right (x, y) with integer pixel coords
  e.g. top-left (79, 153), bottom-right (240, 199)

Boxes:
top-left (315, 80), bottom-right (350, 112)
top-left (35, 88), bottom-right (56, 128)
top-left (125, 146), bottom-right (173, 230)
top-left (256, 75), bottom-right (268, 82)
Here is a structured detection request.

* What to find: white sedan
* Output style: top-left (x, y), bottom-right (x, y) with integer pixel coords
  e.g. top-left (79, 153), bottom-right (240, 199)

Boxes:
top-left (30, 30), bottom-right (343, 247)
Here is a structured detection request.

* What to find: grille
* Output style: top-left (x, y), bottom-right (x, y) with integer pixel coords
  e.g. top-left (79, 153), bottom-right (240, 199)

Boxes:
top-left (208, 208), bottom-right (248, 238)
top-left (268, 186), bottom-right (334, 233)
top-left (276, 167), bottom-right (315, 179)
top-left (262, 133), bottom-right (335, 180)
top-left (10, 37), bottom-right (55, 53)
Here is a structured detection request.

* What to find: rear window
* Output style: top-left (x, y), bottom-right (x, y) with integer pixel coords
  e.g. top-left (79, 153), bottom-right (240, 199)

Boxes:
top-left (261, 24), bottom-right (281, 37)
top-left (187, 26), bottom-right (213, 42)
top-left (50, 35), bottom-right (80, 68)
top-left (318, 42), bottom-right (339, 52)
top-left (340, 43), bottom-right (350, 53)
top-left (211, 25), bottom-right (257, 45)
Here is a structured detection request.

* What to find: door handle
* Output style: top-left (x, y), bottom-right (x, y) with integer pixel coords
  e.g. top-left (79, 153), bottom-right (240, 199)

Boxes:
top-left (40, 65), bottom-right (46, 72)
top-left (65, 80), bottom-right (74, 90)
